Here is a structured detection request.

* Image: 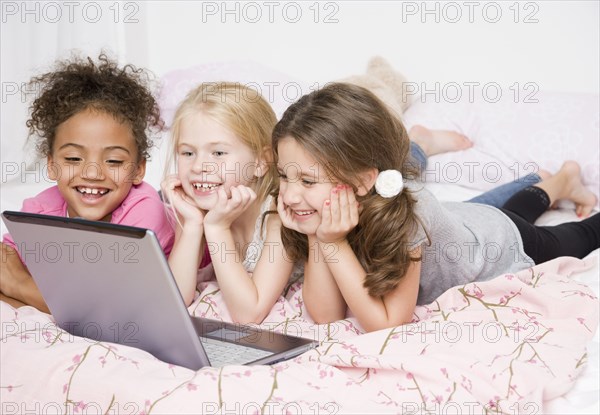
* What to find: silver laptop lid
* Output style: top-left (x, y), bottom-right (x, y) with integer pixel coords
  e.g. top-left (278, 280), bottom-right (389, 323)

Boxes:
top-left (2, 211), bottom-right (209, 369)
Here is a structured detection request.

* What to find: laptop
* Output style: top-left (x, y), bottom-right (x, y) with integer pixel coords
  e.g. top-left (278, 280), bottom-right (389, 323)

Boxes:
top-left (2, 211), bottom-right (318, 370)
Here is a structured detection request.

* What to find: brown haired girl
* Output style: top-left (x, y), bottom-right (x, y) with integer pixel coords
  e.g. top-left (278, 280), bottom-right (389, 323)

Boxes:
top-left (273, 82), bottom-right (599, 332)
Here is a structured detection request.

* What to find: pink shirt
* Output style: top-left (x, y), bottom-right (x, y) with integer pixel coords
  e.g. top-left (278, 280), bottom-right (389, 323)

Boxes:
top-left (3, 182), bottom-right (174, 256)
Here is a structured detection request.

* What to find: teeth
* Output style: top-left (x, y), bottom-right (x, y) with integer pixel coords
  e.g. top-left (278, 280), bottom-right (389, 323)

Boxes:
top-left (193, 183), bottom-right (220, 192)
top-left (295, 211), bottom-right (314, 216)
top-left (77, 187), bottom-right (108, 195)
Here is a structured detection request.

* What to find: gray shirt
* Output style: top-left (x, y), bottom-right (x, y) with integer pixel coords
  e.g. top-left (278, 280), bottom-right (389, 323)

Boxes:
top-left (408, 182), bottom-right (534, 305)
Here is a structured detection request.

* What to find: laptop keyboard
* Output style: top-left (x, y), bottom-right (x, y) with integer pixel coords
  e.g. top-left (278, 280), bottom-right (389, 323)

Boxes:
top-left (200, 337), bottom-right (272, 367)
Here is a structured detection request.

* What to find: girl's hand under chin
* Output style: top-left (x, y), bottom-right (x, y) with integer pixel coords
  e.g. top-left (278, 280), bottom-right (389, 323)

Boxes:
top-left (316, 185), bottom-right (359, 244)
top-left (161, 174), bottom-right (204, 226)
top-left (203, 185), bottom-right (257, 230)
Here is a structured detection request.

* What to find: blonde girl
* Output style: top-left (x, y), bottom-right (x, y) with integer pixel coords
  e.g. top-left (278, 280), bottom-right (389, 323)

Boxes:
top-left (162, 82), bottom-right (293, 323)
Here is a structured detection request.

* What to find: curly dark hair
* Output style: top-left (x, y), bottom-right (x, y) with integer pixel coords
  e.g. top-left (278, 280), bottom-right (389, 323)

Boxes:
top-left (26, 52), bottom-right (163, 160)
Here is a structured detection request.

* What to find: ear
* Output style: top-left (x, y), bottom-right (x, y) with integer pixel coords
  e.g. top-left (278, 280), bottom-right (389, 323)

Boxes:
top-left (355, 167), bottom-right (379, 196)
top-left (131, 159), bottom-right (146, 185)
top-left (254, 146), bottom-right (272, 178)
top-left (47, 155), bottom-right (58, 181)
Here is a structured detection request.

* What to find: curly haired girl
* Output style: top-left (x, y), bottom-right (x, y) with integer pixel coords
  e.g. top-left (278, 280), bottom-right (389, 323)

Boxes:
top-left (1, 53), bottom-right (174, 312)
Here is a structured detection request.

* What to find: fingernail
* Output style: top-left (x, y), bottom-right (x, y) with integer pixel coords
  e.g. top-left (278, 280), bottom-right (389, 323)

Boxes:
top-left (325, 200), bottom-right (331, 206)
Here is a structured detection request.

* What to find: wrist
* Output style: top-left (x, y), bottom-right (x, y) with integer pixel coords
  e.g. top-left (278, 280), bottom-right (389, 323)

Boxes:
top-left (316, 239), bottom-right (349, 266)
top-left (307, 234), bottom-right (319, 244)
top-left (203, 223), bottom-right (230, 236)
top-left (318, 239), bottom-right (349, 250)
top-left (316, 234), bottom-right (348, 245)
top-left (180, 222), bottom-right (204, 237)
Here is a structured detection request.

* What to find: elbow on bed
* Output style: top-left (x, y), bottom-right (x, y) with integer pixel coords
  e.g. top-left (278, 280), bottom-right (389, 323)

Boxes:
top-left (362, 315), bottom-right (414, 333)
top-left (230, 310), bottom-right (268, 325)
top-left (307, 311), bottom-right (345, 326)
top-left (182, 292), bottom-right (195, 308)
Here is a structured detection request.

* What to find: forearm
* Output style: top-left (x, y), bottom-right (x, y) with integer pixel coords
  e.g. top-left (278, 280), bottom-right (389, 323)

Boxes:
top-left (0, 243), bottom-right (49, 313)
top-left (12, 278), bottom-right (48, 313)
top-left (324, 241), bottom-right (415, 332)
top-left (204, 226), bottom-right (264, 323)
top-left (302, 238), bottom-right (346, 323)
top-left (168, 226), bottom-right (204, 305)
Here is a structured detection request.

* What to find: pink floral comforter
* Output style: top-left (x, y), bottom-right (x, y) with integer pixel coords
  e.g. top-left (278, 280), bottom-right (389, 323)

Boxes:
top-left (1, 256), bottom-right (598, 414)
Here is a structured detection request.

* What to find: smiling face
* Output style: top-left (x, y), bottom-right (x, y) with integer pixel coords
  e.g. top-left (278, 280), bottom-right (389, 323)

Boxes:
top-left (47, 109), bottom-right (145, 222)
top-left (176, 112), bottom-right (263, 210)
top-left (277, 136), bottom-right (337, 235)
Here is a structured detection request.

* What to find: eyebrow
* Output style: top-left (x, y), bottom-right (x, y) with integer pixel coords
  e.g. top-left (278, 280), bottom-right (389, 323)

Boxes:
top-left (57, 143), bottom-right (131, 154)
top-left (178, 140), bottom-right (232, 147)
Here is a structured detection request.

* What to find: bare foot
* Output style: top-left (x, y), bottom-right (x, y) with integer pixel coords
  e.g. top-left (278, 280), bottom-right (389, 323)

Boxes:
top-left (409, 125), bottom-right (473, 157)
top-left (535, 161), bottom-right (597, 217)
top-left (537, 169), bottom-right (551, 180)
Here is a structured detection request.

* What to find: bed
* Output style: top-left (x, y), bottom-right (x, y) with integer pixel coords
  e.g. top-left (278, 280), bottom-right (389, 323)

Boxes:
top-left (1, 61), bottom-right (598, 414)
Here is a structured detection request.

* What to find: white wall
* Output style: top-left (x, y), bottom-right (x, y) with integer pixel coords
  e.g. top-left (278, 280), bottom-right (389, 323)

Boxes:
top-left (146, 1), bottom-right (599, 93)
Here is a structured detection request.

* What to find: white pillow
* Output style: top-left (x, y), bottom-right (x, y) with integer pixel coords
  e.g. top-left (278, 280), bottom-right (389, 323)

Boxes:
top-left (157, 60), bottom-right (303, 127)
top-left (402, 88), bottom-right (600, 208)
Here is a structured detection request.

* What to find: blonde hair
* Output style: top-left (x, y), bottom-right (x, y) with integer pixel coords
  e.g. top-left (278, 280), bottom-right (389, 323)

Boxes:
top-left (272, 83), bottom-right (423, 297)
top-left (164, 82), bottom-right (277, 203)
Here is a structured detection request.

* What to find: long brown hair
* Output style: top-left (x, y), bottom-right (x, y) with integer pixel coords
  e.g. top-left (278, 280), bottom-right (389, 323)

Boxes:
top-left (272, 83), bottom-right (422, 297)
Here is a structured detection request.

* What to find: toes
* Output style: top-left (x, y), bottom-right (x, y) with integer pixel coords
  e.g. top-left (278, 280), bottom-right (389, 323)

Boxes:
top-left (579, 204), bottom-right (594, 218)
top-left (457, 135), bottom-right (473, 149)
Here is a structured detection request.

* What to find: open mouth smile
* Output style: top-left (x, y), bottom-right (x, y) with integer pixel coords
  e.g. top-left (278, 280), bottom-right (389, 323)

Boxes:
top-left (293, 209), bottom-right (316, 221)
top-left (192, 182), bottom-right (221, 193)
top-left (75, 186), bottom-right (110, 196)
